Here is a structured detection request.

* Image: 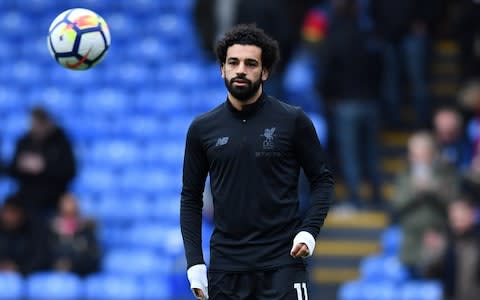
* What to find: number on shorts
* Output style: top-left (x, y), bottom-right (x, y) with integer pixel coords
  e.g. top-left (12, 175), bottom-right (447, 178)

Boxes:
top-left (294, 282), bottom-right (308, 300)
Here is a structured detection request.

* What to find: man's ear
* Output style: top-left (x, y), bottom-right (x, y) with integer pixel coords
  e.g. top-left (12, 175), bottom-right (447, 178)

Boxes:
top-left (220, 64), bottom-right (225, 78)
top-left (261, 68), bottom-right (269, 81)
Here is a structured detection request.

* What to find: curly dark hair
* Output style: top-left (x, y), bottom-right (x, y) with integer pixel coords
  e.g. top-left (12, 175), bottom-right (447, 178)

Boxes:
top-left (215, 24), bottom-right (280, 75)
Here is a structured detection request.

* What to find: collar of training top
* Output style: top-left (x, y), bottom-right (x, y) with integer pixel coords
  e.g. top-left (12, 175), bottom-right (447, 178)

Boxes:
top-left (225, 92), bottom-right (267, 119)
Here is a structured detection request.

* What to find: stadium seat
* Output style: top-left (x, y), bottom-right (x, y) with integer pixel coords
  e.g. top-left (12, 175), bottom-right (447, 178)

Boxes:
top-left (81, 88), bottom-right (130, 115)
top-left (338, 280), bottom-right (396, 300)
top-left (0, 272), bottom-right (23, 300)
top-left (122, 116), bottom-right (164, 141)
top-left (142, 275), bottom-right (172, 300)
top-left (73, 167), bottom-right (117, 195)
top-left (360, 255), bottom-right (409, 283)
top-left (88, 140), bottom-right (141, 168)
top-left (118, 168), bottom-right (176, 194)
top-left (84, 274), bottom-right (142, 300)
top-left (400, 281), bottom-right (443, 300)
top-left (103, 248), bottom-right (171, 275)
top-left (0, 11), bottom-right (30, 37)
top-left (127, 222), bottom-right (183, 254)
top-left (26, 272), bottom-right (83, 300)
top-left (134, 89), bottom-right (189, 116)
top-left (381, 226), bottom-right (403, 256)
top-left (3, 113), bottom-right (28, 141)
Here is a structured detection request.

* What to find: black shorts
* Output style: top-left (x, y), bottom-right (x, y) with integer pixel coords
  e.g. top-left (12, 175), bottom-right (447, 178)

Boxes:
top-left (208, 265), bottom-right (310, 300)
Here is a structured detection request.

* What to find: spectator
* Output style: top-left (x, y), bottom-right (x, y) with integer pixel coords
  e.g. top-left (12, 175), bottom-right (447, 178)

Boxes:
top-left (48, 193), bottom-right (100, 276)
top-left (370, 0), bottom-right (445, 128)
top-left (419, 195), bottom-right (480, 300)
top-left (461, 150), bottom-right (480, 203)
top-left (234, 0), bottom-right (320, 99)
top-left (433, 106), bottom-right (472, 171)
top-left (451, 0), bottom-right (480, 81)
top-left (194, 0), bottom-right (240, 60)
top-left (0, 193), bottom-right (50, 275)
top-left (392, 131), bottom-right (459, 275)
top-left (7, 107), bottom-right (76, 218)
top-left (318, 0), bottom-right (383, 208)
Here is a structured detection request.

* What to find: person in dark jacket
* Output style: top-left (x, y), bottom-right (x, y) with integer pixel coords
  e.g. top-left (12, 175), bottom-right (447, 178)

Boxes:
top-left (7, 107), bottom-right (76, 217)
top-left (370, 0), bottom-right (445, 128)
top-left (234, 0), bottom-right (322, 99)
top-left (181, 24), bottom-right (334, 300)
top-left (0, 193), bottom-right (50, 275)
top-left (48, 193), bottom-right (100, 276)
top-left (319, 0), bottom-right (382, 208)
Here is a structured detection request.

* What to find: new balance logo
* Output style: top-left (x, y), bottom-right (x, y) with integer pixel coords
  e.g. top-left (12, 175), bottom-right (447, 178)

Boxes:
top-left (215, 137), bottom-right (229, 147)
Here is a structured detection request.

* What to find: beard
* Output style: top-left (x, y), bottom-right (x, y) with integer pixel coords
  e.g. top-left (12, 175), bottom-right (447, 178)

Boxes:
top-left (224, 75), bottom-right (262, 102)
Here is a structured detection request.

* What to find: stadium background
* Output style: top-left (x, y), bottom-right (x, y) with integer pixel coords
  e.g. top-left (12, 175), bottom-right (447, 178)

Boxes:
top-left (0, 0), bottom-right (474, 299)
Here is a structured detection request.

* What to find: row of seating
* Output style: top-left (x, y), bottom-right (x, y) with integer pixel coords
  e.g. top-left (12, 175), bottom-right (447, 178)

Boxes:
top-left (0, 271), bottom-right (185, 300)
top-left (0, 0), bottom-right (194, 16)
top-left (338, 227), bottom-right (443, 300)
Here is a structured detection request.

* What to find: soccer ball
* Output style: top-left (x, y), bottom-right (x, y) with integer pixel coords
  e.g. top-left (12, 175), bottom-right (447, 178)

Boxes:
top-left (47, 8), bottom-right (111, 70)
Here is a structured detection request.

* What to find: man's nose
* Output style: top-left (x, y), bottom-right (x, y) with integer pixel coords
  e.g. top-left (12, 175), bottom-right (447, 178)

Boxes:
top-left (236, 62), bottom-right (246, 74)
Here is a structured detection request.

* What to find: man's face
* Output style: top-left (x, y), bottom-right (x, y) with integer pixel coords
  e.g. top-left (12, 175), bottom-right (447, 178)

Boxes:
top-left (221, 44), bottom-right (269, 102)
top-left (1, 205), bottom-right (24, 230)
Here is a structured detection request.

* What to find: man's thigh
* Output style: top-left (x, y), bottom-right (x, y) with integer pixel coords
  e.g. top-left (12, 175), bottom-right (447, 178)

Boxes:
top-left (208, 271), bottom-right (255, 300)
top-left (257, 265), bottom-right (310, 300)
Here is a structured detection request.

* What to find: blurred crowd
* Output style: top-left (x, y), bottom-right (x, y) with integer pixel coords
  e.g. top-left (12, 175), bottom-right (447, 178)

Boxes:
top-left (0, 107), bottom-right (100, 277)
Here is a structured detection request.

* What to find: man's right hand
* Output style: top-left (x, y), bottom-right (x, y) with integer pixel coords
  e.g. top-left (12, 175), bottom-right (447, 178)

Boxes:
top-left (187, 264), bottom-right (208, 300)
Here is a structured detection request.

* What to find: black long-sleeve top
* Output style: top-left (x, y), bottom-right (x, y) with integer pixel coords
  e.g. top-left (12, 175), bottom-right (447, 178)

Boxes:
top-left (180, 93), bottom-right (334, 271)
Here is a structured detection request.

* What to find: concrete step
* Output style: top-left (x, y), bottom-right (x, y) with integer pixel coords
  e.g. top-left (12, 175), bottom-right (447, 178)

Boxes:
top-left (324, 211), bottom-right (388, 229)
top-left (314, 240), bottom-right (380, 257)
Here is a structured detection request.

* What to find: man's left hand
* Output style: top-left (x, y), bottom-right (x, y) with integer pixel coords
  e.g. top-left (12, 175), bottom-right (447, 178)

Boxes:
top-left (290, 243), bottom-right (309, 258)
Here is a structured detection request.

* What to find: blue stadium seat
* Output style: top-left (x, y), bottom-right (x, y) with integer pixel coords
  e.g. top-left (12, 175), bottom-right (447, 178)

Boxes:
top-left (0, 87), bottom-right (25, 112)
top-left (73, 167), bottom-right (117, 195)
top-left (88, 140), bottom-right (140, 168)
top-left (103, 249), bottom-right (171, 275)
top-left (0, 272), bottom-right (23, 300)
top-left (26, 272), bottom-right (83, 300)
top-left (81, 88), bottom-right (130, 115)
top-left (101, 13), bottom-right (138, 43)
top-left (118, 168), bottom-right (175, 194)
top-left (126, 37), bottom-right (171, 64)
top-left (28, 87), bottom-right (77, 115)
top-left (3, 113), bottom-right (28, 141)
top-left (150, 194), bottom-right (180, 221)
top-left (95, 192), bottom-right (150, 222)
top-left (142, 275), bottom-right (172, 300)
top-left (164, 114), bottom-right (195, 138)
top-left (0, 11), bottom-right (30, 37)
top-left (339, 280), bottom-right (396, 300)
top-left (85, 274), bottom-right (142, 300)
top-left (360, 255), bottom-right (409, 283)
top-left (122, 116), bottom-right (164, 141)
top-left (381, 226), bottom-right (403, 256)
top-left (0, 39), bottom-right (13, 62)
top-left (135, 89), bottom-right (189, 116)
top-left (98, 223), bottom-right (131, 249)
top-left (127, 222), bottom-right (183, 253)
top-left (400, 281), bottom-right (443, 300)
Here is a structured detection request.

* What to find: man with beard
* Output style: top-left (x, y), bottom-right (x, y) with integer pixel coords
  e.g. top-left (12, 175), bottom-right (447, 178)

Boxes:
top-left (180, 24), bottom-right (334, 300)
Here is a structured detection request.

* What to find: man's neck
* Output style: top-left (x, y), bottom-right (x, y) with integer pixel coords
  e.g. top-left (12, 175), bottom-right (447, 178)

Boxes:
top-left (228, 87), bottom-right (263, 111)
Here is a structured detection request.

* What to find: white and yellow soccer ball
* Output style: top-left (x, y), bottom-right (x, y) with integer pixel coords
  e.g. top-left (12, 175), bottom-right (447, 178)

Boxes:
top-left (47, 8), bottom-right (111, 70)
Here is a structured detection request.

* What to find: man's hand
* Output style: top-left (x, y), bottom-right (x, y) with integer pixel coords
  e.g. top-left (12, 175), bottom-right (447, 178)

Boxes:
top-left (290, 231), bottom-right (316, 258)
top-left (187, 264), bottom-right (208, 300)
top-left (290, 243), bottom-right (309, 258)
